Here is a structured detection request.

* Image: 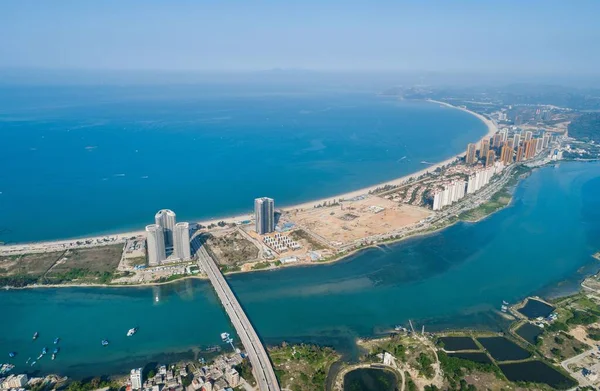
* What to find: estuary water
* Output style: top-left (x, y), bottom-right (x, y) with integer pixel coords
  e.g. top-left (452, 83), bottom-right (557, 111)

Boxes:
top-left (0, 84), bottom-right (487, 243)
top-left (1, 161), bottom-right (599, 378)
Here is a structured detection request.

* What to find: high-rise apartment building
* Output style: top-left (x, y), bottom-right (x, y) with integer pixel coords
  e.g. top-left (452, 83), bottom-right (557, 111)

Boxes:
top-left (173, 222), bottom-right (191, 260)
top-left (542, 133), bottom-right (551, 149)
top-left (145, 224), bottom-right (166, 266)
top-left (465, 143), bottom-right (477, 165)
top-left (492, 133), bottom-right (502, 148)
top-left (513, 133), bottom-right (521, 148)
top-left (500, 144), bottom-right (513, 165)
top-left (481, 139), bottom-right (490, 160)
top-left (516, 145), bottom-right (525, 162)
top-left (524, 139), bottom-right (537, 159)
top-left (499, 128), bottom-right (508, 144)
top-left (486, 150), bottom-right (496, 168)
top-left (254, 197), bottom-right (275, 235)
top-left (524, 131), bottom-right (533, 142)
top-left (130, 368), bottom-right (143, 390)
top-left (155, 209), bottom-right (176, 247)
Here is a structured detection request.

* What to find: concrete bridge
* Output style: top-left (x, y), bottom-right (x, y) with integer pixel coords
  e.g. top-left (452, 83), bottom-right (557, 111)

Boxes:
top-left (196, 245), bottom-right (281, 391)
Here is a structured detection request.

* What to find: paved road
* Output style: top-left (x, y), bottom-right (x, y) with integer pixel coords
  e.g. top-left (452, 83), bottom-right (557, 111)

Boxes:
top-left (196, 246), bottom-right (281, 391)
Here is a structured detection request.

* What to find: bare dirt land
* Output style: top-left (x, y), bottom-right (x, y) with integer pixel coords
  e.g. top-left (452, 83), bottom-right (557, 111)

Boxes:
top-left (204, 229), bottom-right (260, 266)
top-left (288, 196), bottom-right (431, 246)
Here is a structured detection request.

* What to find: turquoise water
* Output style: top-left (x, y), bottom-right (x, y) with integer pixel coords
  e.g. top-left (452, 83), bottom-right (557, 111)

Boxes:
top-left (1, 161), bottom-right (599, 378)
top-left (0, 85), bottom-right (487, 243)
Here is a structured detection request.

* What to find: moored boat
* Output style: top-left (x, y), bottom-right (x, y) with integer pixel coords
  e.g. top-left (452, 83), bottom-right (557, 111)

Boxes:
top-left (32, 332), bottom-right (39, 340)
top-left (126, 327), bottom-right (138, 337)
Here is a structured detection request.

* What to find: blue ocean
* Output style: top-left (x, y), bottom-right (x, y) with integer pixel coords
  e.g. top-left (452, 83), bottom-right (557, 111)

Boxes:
top-left (0, 84), bottom-right (486, 243)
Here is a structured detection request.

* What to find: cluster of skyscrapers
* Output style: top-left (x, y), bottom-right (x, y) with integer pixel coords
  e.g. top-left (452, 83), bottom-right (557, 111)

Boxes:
top-left (432, 179), bottom-right (466, 211)
top-left (434, 128), bottom-right (552, 212)
top-left (466, 129), bottom-right (552, 168)
top-left (254, 197), bottom-right (275, 235)
top-left (145, 209), bottom-right (191, 266)
top-left (432, 161), bottom-right (505, 211)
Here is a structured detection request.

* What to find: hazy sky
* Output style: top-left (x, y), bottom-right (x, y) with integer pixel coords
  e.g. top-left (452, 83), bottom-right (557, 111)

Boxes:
top-left (1, 1), bottom-right (599, 74)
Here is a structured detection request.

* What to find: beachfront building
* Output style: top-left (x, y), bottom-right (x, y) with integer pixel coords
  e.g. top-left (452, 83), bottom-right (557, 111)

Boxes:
top-left (432, 180), bottom-right (466, 211)
top-left (130, 368), bottom-right (143, 390)
top-left (146, 224), bottom-right (166, 266)
top-left (465, 143), bottom-right (477, 165)
top-left (255, 197), bottom-right (275, 235)
top-left (481, 139), bottom-right (490, 161)
top-left (500, 144), bottom-right (513, 165)
top-left (1, 374), bottom-right (28, 389)
top-left (173, 222), bottom-right (191, 260)
top-left (524, 130), bottom-right (533, 142)
top-left (513, 133), bottom-right (521, 148)
top-left (485, 150), bottom-right (496, 168)
top-left (155, 209), bottom-right (176, 248)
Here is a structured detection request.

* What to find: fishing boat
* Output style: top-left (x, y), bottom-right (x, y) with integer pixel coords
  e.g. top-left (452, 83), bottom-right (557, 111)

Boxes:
top-left (8, 352), bottom-right (16, 358)
top-left (32, 332), bottom-right (39, 340)
top-left (101, 339), bottom-right (109, 347)
top-left (25, 357), bottom-right (31, 364)
top-left (54, 337), bottom-right (60, 344)
top-left (51, 354), bottom-right (56, 360)
top-left (30, 361), bottom-right (36, 367)
top-left (127, 327), bottom-right (138, 337)
top-left (41, 347), bottom-right (47, 355)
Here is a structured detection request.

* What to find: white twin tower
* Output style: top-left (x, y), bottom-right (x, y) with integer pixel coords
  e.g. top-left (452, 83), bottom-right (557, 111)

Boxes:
top-left (145, 209), bottom-right (191, 266)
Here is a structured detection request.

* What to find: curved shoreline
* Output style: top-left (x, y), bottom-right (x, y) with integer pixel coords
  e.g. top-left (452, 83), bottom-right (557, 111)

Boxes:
top-left (1, 100), bottom-right (496, 254)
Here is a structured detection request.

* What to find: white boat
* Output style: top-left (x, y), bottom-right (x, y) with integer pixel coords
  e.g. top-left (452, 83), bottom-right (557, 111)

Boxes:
top-left (220, 332), bottom-right (230, 342)
top-left (127, 327), bottom-right (138, 337)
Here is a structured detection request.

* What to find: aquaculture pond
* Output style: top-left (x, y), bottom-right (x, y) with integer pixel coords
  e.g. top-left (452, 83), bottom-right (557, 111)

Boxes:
top-left (448, 352), bottom-right (493, 364)
top-left (343, 368), bottom-right (398, 391)
top-left (517, 299), bottom-right (555, 319)
top-left (515, 323), bottom-right (544, 345)
top-left (477, 337), bottom-right (531, 361)
top-left (499, 361), bottom-right (576, 389)
top-left (438, 336), bottom-right (479, 351)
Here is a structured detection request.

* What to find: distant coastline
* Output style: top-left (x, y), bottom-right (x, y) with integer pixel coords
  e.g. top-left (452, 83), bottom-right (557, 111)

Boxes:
top-left (0, 99), bottom-right (496, 254)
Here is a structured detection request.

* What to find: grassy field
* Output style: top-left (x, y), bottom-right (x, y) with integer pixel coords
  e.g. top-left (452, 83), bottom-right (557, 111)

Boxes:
top-left (45, 244), bottom-right (124, 284)
top-left (269, 343), bottom-right (339, 391)
top-left (459, 188), bottom-right (512, 222)
top-left (0, 244), bottom-right (124, 286)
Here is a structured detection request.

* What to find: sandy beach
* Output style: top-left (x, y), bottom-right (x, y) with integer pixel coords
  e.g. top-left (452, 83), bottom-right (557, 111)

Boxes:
top-left (0, 100), bottom-right (497, 256)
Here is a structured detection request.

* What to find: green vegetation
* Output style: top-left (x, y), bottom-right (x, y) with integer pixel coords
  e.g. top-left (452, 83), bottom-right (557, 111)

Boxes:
top-left (66, 377), bottom-right (119, 391)
top-left (405, 372), bottom-right (417, 391)
top-left (234, 358), bottom-right (256, 386)
top-left (566, 310), bottom-right (598, 326)
top-left (417, 352), bottom-right (435, 378)
top-left (587, 327), bottom-right (600, 341)
top-left (568, 113), bottom-right (600, 143)
top-left (269, 343), bottom-right (339, 391)
top-left (438, 351), bottom-right (502, 389)
top-left (0, 245), bottom-right (124, 287)
top-left (251, 261), bottom-right (271, 270)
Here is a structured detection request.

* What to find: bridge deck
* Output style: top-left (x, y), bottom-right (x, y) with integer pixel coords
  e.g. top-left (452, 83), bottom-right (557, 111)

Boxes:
top-left (196, 246), bottom-right (281, 391)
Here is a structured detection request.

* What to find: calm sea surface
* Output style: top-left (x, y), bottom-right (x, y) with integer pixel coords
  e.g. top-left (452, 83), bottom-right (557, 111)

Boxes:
top-left (0, 85), bottom-right (487, 243)
top-left (1, 161), bottom-right (599, 378)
